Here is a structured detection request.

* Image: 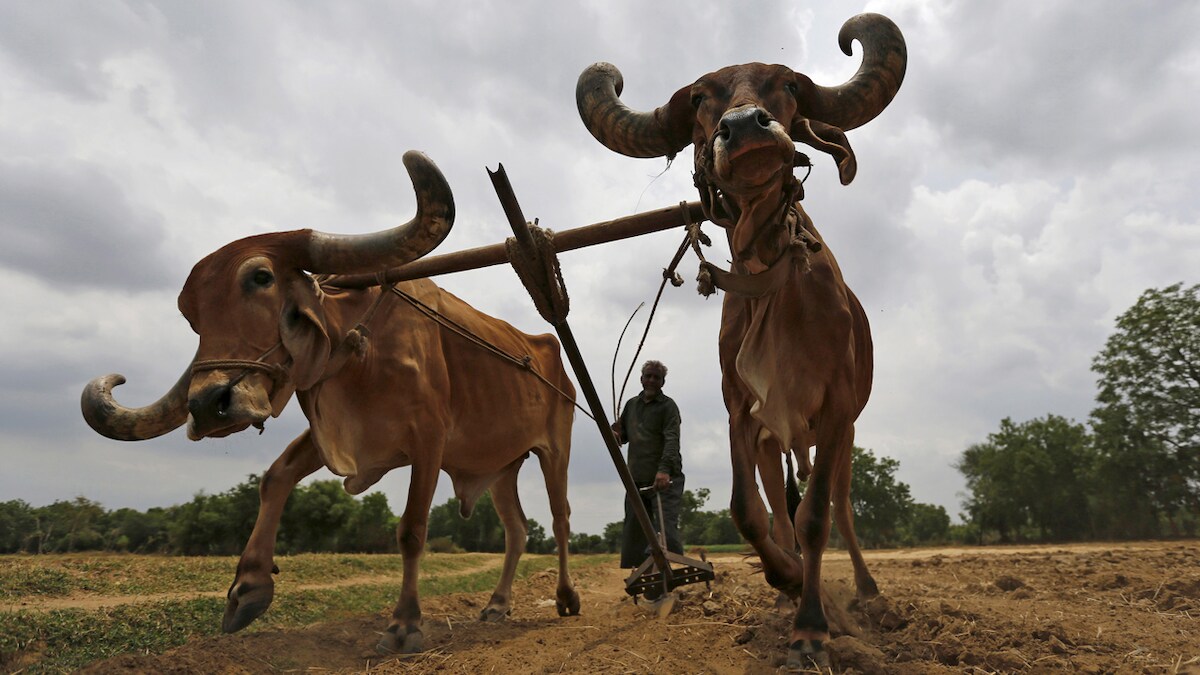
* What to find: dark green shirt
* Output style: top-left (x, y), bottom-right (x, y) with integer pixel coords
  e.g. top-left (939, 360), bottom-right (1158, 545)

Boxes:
top-left (616, 392), bottom-right (682, 484)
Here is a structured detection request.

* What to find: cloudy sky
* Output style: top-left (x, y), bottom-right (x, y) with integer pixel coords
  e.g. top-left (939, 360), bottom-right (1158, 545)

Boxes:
top-left (2, 1), bottom-right (1197, 538)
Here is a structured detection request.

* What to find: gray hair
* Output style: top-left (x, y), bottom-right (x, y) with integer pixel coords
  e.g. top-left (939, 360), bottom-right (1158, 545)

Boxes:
top-left (642, 360), bottom-right (667, 377)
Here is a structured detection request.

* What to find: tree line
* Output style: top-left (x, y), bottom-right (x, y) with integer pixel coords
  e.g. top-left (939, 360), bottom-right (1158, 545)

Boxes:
top-left (957, 283), bottom-right (1199, 542)
top-left (0, 477), bottom-right (398, 555)
top-left (0, 442), bottom-right (949, 556)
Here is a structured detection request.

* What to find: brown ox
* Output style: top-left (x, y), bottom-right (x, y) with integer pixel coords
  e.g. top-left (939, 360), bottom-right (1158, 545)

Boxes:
top-left (576, 13), bottom-right (905, 667)
top-left (81, 152), bottom-right (580, 654)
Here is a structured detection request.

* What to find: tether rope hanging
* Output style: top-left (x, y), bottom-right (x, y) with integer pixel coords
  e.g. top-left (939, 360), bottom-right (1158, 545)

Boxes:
top-left (615, 202), bottom-right (711, 408)
top-left (387, 283), bottom-right (593, 421)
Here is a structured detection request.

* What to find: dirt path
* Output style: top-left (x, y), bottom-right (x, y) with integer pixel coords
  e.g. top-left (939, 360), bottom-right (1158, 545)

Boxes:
top-left (11, 557), bottom-right (504, 613)
top-left (85, 541), bottom-right (1200, 673)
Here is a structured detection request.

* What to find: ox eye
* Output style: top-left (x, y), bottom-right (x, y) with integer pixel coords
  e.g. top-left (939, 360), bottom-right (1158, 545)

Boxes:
top-left (252, 270), bottom-right (274, 288)
top-left (784, 81), bottom-right (798, 95)
top-left (691, 93), bottom-right (705, 108)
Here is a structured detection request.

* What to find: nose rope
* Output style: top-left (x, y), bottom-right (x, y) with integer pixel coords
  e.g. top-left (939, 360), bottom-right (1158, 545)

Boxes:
top-left (191, 343), bottom-right (290, 392)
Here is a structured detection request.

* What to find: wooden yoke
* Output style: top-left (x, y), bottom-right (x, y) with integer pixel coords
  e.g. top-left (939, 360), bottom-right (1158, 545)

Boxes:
top-left (326, 201), bottom-right (707, 289)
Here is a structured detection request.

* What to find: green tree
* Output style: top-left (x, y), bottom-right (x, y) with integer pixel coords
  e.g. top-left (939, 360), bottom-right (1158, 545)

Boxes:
top-left (33, 497), bottom-right (108, 552)
top-left (678, 487), bottom-right (712, 545)
top-left (168, 476), bottom-right (261, 555)
top-left (846, 446), bottom-right (914, 548)
top-left (426, 492), bottom-right (505, 552)
top-left (1090, 282), bottom-right (1200, 536)
top-left (796, 447), bottom-right (914, 548)
top-left (602, 520), bottom-right (623, 553)
top-left (339, 491), bottom-right (396, 553)
top-left (281, 480), bottom-right (359, 553)
top-left (696, 510), bottom-right (742, 545)
top-left (900, 503), bottom-right (951, 546)
top-left (569, 532), bottom-right (606, 553)
top-left (107, 507), bottom-right (171, 552)
top-left (0, 500), bottom-right (36, 553)
top-left (525, 518), bottom-right (553, 554)
top-left (957, 416), bottom-right (1092, 542)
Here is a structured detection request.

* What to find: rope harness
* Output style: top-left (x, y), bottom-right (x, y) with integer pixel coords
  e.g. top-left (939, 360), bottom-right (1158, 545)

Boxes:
top-left (387, 282), bottom-right (593, 420)
top-left (611, 143), bottom-right (824, 400)
top-left (689, 140), bottom-right (823, 298)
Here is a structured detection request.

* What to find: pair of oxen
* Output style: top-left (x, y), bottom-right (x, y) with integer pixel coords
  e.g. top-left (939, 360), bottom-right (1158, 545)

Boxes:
top-left (82, 13), bottom-right (905, 668)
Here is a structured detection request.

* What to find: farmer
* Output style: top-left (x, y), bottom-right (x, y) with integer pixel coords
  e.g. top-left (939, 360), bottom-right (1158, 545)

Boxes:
top-left (611, 359), bottom-right (685, 568)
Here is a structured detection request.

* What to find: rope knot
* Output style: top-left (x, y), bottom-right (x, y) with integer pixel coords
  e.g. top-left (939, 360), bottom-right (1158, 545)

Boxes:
top-left (505, 221), bottom-right (570, 324)
top-left (696, 266), bottom-right (716, 298)
top-left (345, 325), bottom-right (370, 358)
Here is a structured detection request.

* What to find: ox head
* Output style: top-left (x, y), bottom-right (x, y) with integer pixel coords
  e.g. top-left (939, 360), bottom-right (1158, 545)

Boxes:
top-left (82, 150), bottom-right (455, 442)
top-left (576, 13), bottom-right (905, 232)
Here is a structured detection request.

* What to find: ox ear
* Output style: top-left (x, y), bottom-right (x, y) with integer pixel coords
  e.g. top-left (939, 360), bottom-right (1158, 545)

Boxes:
top-left (660, 84), bottom-right (700, 153)
top-left (280, 274), bottom-right (330, 391)
top-left (791, 117), bottom-right (858, 185)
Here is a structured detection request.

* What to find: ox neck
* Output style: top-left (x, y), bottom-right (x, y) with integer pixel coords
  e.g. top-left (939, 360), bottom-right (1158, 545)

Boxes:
top-left (724, 179), bottom-right (803, 275)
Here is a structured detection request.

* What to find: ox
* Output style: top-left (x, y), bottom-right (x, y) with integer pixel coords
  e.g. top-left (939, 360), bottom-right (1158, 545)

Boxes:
top-left (81, 152), bottom-right (580, 654)
top-left (576, 13), bottom-right (905, 667)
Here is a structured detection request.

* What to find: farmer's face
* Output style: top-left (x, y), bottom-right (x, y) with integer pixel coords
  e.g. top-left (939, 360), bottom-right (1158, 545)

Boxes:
top-left (640, 367), bottom-right (665, 396)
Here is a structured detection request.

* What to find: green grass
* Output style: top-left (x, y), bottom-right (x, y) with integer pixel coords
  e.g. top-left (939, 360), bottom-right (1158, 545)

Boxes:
top-left (0, 552), bottom-right (568, 673)
top-left (0, 551), bottom-right (499, 600)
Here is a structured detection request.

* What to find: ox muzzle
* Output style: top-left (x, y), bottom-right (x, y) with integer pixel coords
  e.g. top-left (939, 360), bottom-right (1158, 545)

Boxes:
top-left (186, 353), bottom-right (290, 439)
top-left (716, 106), bottom-right (789, 162)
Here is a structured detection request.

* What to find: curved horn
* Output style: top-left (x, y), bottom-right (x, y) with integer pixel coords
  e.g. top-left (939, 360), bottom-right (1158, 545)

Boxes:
top-left (796, 13), bottom-right (907, 132)
top-left (303, 150), bottom-right (455, 274)
top-left (576, 62), bottom-right (693, 159)
top-left (81, 359), bottom-right (192, 441)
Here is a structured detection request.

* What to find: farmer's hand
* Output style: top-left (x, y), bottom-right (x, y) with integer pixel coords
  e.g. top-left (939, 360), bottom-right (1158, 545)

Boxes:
top-left (654, 472), bottom-right (671, 491)
top-left (610, 423), bottom-right (623, 443)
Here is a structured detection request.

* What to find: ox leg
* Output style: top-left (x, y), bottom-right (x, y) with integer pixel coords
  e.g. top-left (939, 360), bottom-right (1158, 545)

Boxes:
top-left (534, 447), bottom-right (580, 617)
top-left (480, 461), bottom-right (525, 622)
top-left (787, 422), bottom-right (849, 670)
top-left (223, 431), bottom-right (322, 633)
top-left (728, 414), bottom-right (803, 597)
top-left (833, 439), bottom-right (879, 598)
top-left (378, 457), bottom-right (441, 655)
top-left (757, 440), bottom-right (799, 611)
top-left (757, 439), bottom-right (797, 552)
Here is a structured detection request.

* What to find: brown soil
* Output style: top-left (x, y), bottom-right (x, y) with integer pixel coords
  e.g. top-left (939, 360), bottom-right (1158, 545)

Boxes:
top-left (83, 541), bottom-right (1200, 673)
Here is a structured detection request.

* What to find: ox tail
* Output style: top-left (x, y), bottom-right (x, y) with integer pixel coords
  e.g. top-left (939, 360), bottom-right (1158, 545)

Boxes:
top-left (785, 452), bottom-right (801, 524)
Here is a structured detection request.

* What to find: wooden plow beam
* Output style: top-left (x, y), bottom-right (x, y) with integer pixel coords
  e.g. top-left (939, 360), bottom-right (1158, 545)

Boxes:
top-left (326, 200), bottom-right (707, 289)
top-left (486, 164), bottom-right (715, 602)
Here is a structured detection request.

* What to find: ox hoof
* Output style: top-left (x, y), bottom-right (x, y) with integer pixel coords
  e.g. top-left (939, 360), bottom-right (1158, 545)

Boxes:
top-left (221, 579), bottom-right (275, 633)
top-left (857, 576), bottom-right (881, 599)
top-left (774, 592), bottom-right (796, 612)
top-left (786, 639), bottom-right (829, 671)
top-left (377, 626), bottom-right (424, 655)
top-left (556, 589), bottom-right (581, 617)
top-left (479, 606), bottom-right (512, 622)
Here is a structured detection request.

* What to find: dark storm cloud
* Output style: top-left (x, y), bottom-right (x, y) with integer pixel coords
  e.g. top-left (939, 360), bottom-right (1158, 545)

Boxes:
top-left (0, 160), bottom-right (174, 290)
